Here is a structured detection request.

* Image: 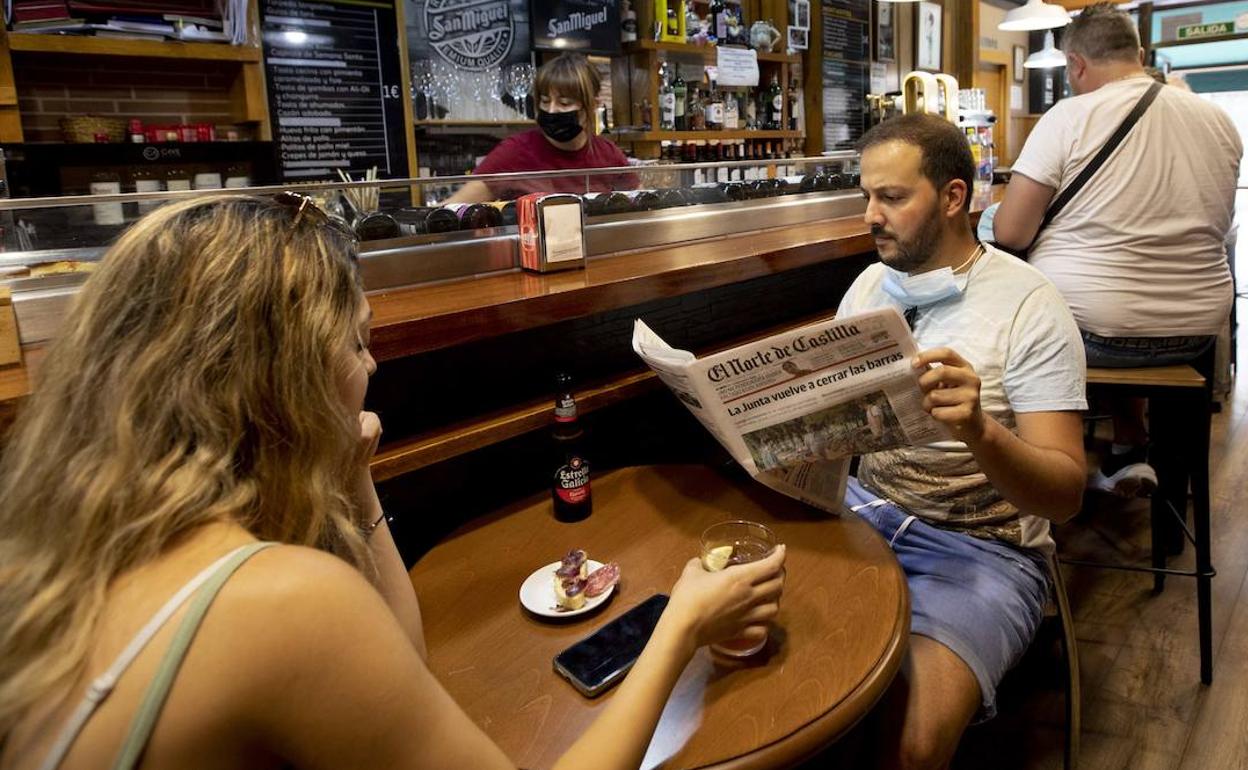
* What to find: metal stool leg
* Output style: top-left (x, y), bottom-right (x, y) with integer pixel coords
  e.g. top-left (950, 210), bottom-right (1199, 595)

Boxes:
top-left (1048, 554), bottom-right (1080, 770)
top-left (1190, 388), bottom-right (1214, 684)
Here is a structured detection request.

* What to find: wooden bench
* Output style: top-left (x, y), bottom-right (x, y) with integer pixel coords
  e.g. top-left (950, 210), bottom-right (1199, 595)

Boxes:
top-left (1072, 362), bottom-right (1216, 684)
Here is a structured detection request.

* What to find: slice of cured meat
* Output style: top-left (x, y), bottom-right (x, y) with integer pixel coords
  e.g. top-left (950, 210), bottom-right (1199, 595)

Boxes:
top-left (584, 562), bottom-right (620, 597)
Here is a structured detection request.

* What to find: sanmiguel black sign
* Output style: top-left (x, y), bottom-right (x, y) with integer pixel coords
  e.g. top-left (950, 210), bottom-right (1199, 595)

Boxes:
top-left (530, 0), bottom-right (619, 56)
top-left (407, 0), bottom-right (530, 71)
top-left (260, 0), bottom-right (410, 182)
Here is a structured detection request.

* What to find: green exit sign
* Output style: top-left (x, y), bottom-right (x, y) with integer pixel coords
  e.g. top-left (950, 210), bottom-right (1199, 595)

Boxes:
top-left (1176, 21), bottom-right (1234, 40)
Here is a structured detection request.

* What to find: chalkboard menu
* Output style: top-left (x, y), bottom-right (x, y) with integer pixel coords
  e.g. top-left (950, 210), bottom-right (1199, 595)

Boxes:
top-left (821, 0), bottom-right (869, 150)
top-left (530, 0), bottom-right (620, 55)
top-left (261, 0), bottom-right (410, 182)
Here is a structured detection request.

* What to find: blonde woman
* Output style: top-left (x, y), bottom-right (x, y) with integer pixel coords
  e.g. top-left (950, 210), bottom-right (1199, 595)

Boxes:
top-left (446, 53), bottom-right (640, 203)
top-left (0, 195), bottom-right (785, 770)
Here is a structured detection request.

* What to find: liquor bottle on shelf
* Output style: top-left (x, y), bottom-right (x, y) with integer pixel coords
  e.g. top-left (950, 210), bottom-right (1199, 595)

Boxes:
top-left (688, 87), bottom-right (705, 131)
top-left (713, 142), bottom-right (729, 183)
top-left (640, 97), bottom-right (653, 131)
top-left (745, 86), bottom-right (758, 129)
top-left (665, 3), bottom-right (680, 36)
top-left (551, 372), bottom-right (591, 523)
top-left (788, 77), bottom-right (801, 131)
top-left (706, 82), bottom-right (724, 131)
top-left (444, 202), bottom-right (504, 229)
top-left (621, 0), bottom-right (638, 42)
top-left (710, 0), bottom-right (727, 41)
top-left (659, 66), bottom-right (676, 131)
top-left (724, 89), bottom-right (739, 130)
top-left (764, 73), bottom-right (783, 130)
top-left (673, 67), bottom-right (687, 130)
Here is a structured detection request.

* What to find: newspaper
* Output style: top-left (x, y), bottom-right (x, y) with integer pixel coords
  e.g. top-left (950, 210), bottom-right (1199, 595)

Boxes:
top-left (631, 307), bottom-right (948, 513)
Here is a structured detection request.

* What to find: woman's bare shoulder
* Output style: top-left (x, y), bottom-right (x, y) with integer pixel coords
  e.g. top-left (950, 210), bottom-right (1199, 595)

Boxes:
top-left (210, 544), bottom-right (395, 645)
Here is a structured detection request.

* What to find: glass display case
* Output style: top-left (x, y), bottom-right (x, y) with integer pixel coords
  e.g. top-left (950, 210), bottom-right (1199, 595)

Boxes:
top-left (0, 151), bottom-right (865, 346)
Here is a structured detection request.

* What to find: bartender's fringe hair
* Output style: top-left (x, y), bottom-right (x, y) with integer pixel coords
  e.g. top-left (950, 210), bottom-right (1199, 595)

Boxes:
top-left (536, 52), bottom-right (602, 134)
top-left (0, 195), bottom-right (369, 738)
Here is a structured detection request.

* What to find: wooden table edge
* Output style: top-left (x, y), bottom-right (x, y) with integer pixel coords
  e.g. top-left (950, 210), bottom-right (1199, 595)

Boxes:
top-left (702, 547), bottom-right (911, 770)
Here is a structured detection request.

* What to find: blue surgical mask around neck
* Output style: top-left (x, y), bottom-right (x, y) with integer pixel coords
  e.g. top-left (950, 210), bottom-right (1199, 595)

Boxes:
top-left (880, 264), bottom-right (968, 309)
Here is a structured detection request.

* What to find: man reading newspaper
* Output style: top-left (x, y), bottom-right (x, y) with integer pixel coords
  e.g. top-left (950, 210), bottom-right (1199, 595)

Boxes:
top-left (844, 114), bottom-right (1086, 767)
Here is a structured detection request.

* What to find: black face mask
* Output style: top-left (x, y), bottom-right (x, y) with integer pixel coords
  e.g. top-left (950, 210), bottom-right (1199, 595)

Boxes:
top-left (538, 109), bottom-right (584, 143)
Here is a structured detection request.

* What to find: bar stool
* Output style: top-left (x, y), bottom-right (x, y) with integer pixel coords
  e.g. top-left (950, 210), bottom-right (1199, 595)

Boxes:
top-left (1061, 350), bottom-right (1217, 684)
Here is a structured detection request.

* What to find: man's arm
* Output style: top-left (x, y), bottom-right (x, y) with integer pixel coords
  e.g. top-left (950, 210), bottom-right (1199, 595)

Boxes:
top-left (444, 180), bottom-right (492, 204)
top-left (913, 348), bottom-right (1086, 523)
top-left (992, 173), bottom-right (1056, 251)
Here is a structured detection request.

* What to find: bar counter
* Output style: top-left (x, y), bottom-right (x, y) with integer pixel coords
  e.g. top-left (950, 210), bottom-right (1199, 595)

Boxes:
top-left (0, 187), bottom-right (1003, 458)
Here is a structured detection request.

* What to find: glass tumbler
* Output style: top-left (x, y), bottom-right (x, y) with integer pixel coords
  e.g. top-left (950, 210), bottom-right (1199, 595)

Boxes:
top-left (700, 520), bottom-right (777, 657)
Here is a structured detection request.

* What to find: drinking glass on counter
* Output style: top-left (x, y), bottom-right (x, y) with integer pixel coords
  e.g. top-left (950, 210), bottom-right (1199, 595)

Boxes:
top-left (700, 520), bottom-right (778, 657)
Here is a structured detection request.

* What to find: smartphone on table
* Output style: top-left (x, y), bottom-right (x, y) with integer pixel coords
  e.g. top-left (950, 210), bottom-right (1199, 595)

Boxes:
top-left (553, 594), bottom-right (669, 697)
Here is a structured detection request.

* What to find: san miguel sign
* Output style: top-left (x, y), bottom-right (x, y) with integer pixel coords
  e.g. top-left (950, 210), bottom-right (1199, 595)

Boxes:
top-left (426, 0), bottom-right (516, 70)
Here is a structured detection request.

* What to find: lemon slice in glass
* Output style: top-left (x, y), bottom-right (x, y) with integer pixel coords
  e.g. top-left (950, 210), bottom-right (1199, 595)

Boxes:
top-left (702, 545), bottom-right (734, 572)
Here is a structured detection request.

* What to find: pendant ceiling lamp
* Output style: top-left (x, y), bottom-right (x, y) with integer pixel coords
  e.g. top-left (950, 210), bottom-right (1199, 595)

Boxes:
top-left (999, 0), bottom-right (1071, 31)
top-left (1023, 31), bottom-right (1066, 68)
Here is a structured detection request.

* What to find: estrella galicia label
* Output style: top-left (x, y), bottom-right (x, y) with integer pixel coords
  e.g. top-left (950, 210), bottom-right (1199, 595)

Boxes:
top-left (426, 0), bottom-right (514, 71)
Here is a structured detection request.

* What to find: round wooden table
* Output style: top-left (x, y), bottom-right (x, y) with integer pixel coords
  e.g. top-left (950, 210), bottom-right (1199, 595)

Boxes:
top-left (408, 464), bottom-right (909, 769)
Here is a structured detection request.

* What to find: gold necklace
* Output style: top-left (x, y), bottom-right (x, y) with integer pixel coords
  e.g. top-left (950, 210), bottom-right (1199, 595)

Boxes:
top-left (952, 243), bottom-right (984, 274)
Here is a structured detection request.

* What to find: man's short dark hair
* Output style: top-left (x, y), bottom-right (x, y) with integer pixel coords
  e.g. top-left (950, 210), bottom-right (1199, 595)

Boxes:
top-left (1062, 2), bottom-right (1140, 63)
top-left (855, 113), bottom-right (975, 213)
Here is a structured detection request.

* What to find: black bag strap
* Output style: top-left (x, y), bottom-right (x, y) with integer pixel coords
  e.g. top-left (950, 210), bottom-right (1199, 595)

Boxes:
top-left (1031, 80), bottom-right (1163, 245)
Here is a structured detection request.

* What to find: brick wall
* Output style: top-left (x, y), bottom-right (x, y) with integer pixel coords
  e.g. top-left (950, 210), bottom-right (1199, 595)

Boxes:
top-left (14, 53), bottom-right (242, 142)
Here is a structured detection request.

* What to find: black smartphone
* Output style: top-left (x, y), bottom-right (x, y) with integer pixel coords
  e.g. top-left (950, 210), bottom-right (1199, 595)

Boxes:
top-left (553, 594), bottom-right (670, 697)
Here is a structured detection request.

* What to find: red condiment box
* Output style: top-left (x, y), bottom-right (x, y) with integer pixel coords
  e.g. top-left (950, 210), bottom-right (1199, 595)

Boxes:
top-left (517, 192), bottom-right (586, 273)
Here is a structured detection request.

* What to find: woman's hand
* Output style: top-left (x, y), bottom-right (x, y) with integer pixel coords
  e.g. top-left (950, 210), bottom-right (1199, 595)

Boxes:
top-left (663, 545), bottom-right (786, 650)
top-left (353, 411), bottom-right (383, 521)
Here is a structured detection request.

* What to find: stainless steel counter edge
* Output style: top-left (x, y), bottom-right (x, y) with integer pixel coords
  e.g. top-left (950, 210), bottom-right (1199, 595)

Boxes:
top-left (6, 191), bottom-right (867, 346)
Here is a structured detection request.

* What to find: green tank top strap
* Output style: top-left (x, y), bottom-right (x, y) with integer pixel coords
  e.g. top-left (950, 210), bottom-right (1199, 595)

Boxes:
top-left (110, 541), bottom-right (277, 770)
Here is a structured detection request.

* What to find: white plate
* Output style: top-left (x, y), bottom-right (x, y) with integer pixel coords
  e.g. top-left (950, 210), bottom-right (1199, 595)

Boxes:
top-left (519, 559), bottom-right (615, 618)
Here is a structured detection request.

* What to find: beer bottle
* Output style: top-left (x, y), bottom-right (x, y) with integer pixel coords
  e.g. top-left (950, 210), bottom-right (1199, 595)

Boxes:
top-left (551, 373), bottom-right (592, 522)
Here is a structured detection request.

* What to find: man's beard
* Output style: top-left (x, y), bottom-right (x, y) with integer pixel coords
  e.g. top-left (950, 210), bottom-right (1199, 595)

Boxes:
top-left (872, 202), bottom-right (944, 273)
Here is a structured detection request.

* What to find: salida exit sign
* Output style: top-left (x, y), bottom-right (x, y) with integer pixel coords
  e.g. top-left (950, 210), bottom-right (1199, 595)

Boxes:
top-left (1176, 21), bottom-right (1234, 40)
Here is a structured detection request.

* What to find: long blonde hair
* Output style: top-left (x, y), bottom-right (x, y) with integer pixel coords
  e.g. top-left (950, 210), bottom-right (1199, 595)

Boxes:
top-left (0, 195), bottom-right (370, 736)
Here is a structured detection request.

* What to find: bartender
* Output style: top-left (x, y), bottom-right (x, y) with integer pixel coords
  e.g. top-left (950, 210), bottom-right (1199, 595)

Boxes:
top-left (445, 53), bottom-right (639, 203)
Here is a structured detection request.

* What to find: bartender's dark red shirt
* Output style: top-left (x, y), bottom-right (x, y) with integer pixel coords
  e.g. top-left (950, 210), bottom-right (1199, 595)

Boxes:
top-left (472, 128), bottom-right (640, 199)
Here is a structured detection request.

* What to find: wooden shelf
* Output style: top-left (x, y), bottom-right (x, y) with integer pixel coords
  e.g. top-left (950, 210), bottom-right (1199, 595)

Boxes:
top-left (612, 129), bottom-right (802, 141)
top-left (413, 120), bottom-right (534, 127)
top-left (624, 39), bottom-right (799, 63)
top-left (369, 306), bottom-right (841, 480)
top-left (6, 34), bottom-right (262, 61)
top-left (371, 370), bottom-right (661, 480)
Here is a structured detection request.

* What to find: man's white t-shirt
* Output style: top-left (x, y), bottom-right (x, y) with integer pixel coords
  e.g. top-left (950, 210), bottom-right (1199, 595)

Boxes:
top-left (837, 245), bottom-right (1087, 552)
top-left (1012, 76), bottom-right (1241, 337)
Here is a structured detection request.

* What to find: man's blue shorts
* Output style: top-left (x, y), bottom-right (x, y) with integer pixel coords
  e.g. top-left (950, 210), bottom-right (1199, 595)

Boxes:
top-left (846, 477), bottom-right (1049, 721)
